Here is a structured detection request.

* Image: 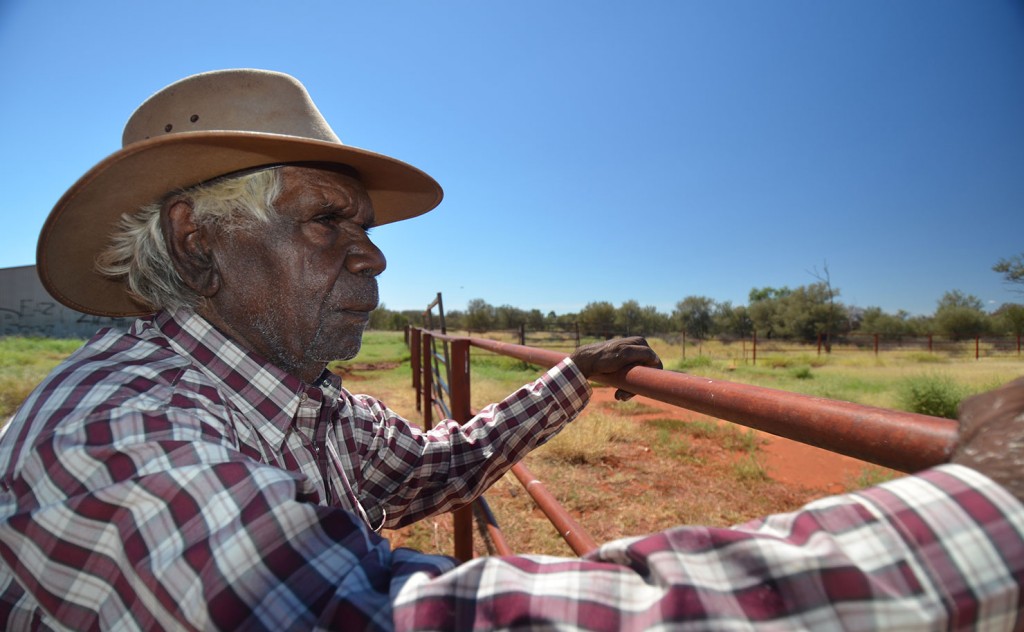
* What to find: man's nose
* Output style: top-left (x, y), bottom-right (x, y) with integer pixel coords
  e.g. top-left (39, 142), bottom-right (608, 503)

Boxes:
top-left (346, 235), bottom-right (387, 277)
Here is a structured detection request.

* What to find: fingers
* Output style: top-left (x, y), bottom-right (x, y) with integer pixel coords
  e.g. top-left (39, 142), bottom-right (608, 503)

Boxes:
top-left (615, 338), bottom-right (664, 371)
top-left (569, 336), bottom-right (663, 378)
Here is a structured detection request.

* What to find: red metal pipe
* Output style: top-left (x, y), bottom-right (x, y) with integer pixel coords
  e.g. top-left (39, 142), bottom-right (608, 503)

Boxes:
top-left (421, 332), bottom-right (433, 430)
top-left (410, 328), bottom-right (421, 412)
top-left (474, 498), bottom-right (515, 557)
top-left (464, 336), bottom-right (957, 473)
top-left (449, 340), bottom-right (474, 562)
top-left (511, 462), bottom-right (599, 556)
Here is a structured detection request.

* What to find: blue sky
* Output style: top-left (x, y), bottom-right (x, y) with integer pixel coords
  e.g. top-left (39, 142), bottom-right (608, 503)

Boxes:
top-left (2, 1), bottom-right (1022, 318)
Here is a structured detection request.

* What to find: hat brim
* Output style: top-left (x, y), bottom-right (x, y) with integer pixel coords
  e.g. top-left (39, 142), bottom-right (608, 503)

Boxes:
top-left (37, 131), bottom-right (443, 317)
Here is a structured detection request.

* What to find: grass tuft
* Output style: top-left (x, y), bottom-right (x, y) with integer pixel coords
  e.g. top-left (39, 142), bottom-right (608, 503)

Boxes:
top-left (536, 412), bottom-right (643, 465)
top-left (898, 373), bottom-right (967, 419)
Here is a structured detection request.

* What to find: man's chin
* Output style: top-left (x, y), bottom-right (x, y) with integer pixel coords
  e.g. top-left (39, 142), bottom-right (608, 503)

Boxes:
top-left (310, 331), bottom-right (365, 364)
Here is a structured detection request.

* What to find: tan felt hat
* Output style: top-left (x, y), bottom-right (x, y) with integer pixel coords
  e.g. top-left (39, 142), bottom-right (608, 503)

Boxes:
top-left (37, 68), bottom-right (443, 317)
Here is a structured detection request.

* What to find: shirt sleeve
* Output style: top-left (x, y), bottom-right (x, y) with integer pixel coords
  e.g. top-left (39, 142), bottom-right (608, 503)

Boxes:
top-left (392, 464), bottom-right (1024, 630)
top-left (342, 358), bottom-right (592, 529)
top-left (0, 403), bottom-right (456, 630)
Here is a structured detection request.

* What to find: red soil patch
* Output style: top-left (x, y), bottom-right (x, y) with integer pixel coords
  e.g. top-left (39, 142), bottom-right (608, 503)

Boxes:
top-left (588, 385), bottom-right (876, 495)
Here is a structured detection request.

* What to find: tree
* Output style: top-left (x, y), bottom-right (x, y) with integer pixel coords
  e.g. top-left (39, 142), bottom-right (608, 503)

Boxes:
top-left (638, 305), bottom-right (672, 335)
top-left (994, 253), bottom-right (1024, 291)
top-left (993, 303), bottom-right (1024, 336)
top-left (747, 287), bottom-right (791, 339)
top-left (465, 298), bottom-right (495, 332)
top-left (933, 290), bottom-right (988, 340)
top-left (712, 301), bottom-right (753, 338)
top-left (807, 262), bottom-right (840, 351)
top-left (368, 304), bottom-right (395, 330)
top-left (578, 301), bottom-right (617, 338)
top-left (858, 307), bottom-right (909, 340)
top-left (526, 309), bottom-right (546, 332)
top-left (673, 296), bottom-right (715, 340)
top-left (616, 300), bottom-right (644, 336)
top-left (775, 283), bottom-right (844, 343)
top-left (494, 304), bottom-right (527, 330)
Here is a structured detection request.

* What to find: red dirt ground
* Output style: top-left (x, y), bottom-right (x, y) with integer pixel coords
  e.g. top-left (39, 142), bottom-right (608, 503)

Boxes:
top-left (588, 385), bottom-right (877, 495)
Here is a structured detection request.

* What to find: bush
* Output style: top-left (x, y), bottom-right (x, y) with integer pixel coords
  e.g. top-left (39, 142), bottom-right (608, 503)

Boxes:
top-left (898, 374), bottom-right (967, 419)
top-left (790, 366), bottom-right (813, 380)
top-left (677, 355), bottom-right (714, 371)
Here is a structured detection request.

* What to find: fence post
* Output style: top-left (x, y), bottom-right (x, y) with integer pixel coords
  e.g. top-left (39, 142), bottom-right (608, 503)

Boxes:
top-left (410, 328), bottom-right (421, 412)
top-left (874, 334), bottom-right (879, 357)
top-left (449, 339), bottom-right (474, 562)
top-left (976, 336), bottom-right (980, 361)
top-left (752, 330), bottom-right (757, 366)
top-left (1018, 334), bottom-right (1021, 357)
top-left (682, 330), bottom-right (686, 361)
top-left (816, 333), bottom-right (822, 356)
top-left (421, 332), bottom-right (433, 430)
top-left (928, 334), bottom-right (933, 353)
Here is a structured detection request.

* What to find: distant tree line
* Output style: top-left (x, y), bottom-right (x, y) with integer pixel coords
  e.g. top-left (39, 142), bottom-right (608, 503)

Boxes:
top-left (369, 254), bottom-right (1024, 343)
top-left (371, 285), bottom-right (1024, 342)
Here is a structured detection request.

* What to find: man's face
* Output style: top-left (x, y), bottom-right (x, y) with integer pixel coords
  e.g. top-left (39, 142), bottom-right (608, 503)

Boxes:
top-left (203, 165), bottom-right (386, 382)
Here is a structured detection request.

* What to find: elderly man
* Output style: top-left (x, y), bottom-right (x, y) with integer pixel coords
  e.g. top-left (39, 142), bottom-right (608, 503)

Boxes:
top-left (0, 70), bottom-right (1022, 630)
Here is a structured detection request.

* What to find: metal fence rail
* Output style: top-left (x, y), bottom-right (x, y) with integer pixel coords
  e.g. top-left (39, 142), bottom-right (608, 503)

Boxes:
top-left (408, 325), bottom-right (958, 561)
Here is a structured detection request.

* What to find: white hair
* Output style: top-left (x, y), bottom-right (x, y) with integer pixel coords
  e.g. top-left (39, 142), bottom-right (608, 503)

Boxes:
top-left (95, 168), bottom-right (283, 312)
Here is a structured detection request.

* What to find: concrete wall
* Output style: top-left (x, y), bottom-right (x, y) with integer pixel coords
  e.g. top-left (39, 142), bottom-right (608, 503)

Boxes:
top-left (0, 265), bottom-right (131, 338)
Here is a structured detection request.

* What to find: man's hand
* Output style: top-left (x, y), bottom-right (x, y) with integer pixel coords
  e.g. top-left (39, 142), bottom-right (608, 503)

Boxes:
top-left (569, 336), bottom-right (663, 401)
top-left (952, 376), bottom-right (1024, 504)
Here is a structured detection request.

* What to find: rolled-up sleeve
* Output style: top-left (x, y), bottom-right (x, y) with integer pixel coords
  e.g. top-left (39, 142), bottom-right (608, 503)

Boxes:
top-left (392, 464), bottom-right (1024, 630)
top-left (345, 358), bottom-right (592, 528)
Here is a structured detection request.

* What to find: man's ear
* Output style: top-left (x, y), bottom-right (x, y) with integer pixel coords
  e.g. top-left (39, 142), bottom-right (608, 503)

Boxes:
top-left (162, 199), bottom-right (220, 298)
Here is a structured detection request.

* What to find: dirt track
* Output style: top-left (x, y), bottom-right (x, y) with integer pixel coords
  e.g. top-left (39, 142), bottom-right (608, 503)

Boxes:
top-left (587, 385), bottom-right (879, 495)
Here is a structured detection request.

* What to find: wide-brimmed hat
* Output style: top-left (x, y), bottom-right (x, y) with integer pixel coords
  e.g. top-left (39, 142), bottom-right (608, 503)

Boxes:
top-left (37, 68), bottom-right (443, 317)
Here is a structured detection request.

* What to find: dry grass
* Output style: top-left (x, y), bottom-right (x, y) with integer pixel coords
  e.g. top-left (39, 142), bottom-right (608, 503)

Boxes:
top-left (4, 332), bottom-right (1019, 562)
top-left (383, 394), bottom-right (810, 559)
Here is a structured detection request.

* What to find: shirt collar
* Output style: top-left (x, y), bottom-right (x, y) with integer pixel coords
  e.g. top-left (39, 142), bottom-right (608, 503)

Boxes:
top-left (148, 308), bottom-right (343, 439)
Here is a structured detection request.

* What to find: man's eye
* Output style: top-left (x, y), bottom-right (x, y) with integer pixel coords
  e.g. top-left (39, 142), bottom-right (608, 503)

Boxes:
top-left (314, 213), bottom-right (342, 225)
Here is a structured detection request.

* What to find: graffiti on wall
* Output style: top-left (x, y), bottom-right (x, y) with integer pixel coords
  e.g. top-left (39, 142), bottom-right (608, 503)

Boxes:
top-left (0, 298), bottom-right (129, 338)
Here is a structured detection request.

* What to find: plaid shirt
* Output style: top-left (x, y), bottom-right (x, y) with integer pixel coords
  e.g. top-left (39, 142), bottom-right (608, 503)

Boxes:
top-left (0, 309), bottom-right (1022, 630)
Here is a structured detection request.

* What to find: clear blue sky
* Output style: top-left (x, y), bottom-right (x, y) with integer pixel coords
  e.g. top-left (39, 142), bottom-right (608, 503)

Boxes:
top-left (2, 1), bottom-right (1022, 318)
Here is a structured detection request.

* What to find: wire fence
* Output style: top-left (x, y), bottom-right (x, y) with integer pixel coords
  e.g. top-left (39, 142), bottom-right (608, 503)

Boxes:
top-left (445, 326), bottom-right (1024, 365)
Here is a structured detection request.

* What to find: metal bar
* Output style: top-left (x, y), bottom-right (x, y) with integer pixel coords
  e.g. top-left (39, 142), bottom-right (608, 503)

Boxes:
top-left (473, 498), bottom-right (514, 557)
top-left (464, 336), bottom-right (957, 473)
top-left (511, 462), bottom-right (599, 556)
top-left (410, 328), bottom-right (421, 412)
top-left (449, 340), bottom-right (474, 562)
top-left (421, 332), bottom-right (433, 430)
top-left (432, 397), bottom-right (452, 421)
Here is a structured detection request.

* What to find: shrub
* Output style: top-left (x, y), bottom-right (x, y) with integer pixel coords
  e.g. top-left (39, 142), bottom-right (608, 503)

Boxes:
top-left (898, 374), bottom-right (967, 419)
top-left (790, 366), bottom-right (813, 380)
top-left (677, 355), bottom-right (714, 371)
top-left (733, 455), bottom-right (769, 481)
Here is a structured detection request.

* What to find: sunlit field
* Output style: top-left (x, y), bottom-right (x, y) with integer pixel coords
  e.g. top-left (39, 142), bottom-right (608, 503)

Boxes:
top-left (2, 330), bottom-right (1021, 558)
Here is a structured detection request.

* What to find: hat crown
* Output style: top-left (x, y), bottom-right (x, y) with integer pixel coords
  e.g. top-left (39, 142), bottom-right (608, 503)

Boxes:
top-left (122, 69), bottom-right (342, 147)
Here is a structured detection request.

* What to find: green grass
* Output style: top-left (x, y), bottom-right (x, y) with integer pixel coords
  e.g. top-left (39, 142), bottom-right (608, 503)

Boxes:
top-left (647, 417), bottom-right (762, 454)
top-left (0, 337), bottom-right (86, 418)
top-left (898, 373), bottom-right (968, 419)
top-left (5, 331), bottom-right (1020, 422)
top-left (329, 330), bottom-right (410, 368)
